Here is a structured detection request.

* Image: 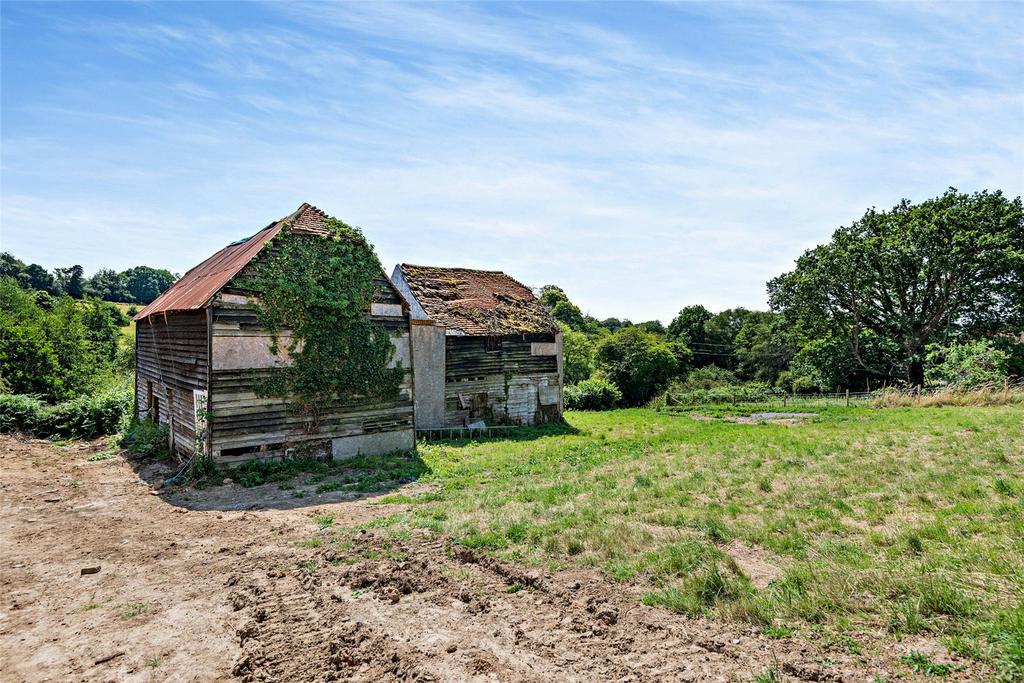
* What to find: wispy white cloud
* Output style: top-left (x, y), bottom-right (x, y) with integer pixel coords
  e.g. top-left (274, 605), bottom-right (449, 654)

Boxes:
top-left (1, 1), bottom-right (1021, 321)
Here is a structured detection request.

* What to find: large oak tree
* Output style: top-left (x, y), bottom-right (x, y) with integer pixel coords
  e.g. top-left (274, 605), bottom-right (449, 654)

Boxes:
top-left (768, 189), bottom-right (1023, 388)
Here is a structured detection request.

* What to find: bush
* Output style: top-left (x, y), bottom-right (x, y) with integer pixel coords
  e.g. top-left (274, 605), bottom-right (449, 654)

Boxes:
top-left (119, 417), bottom-right (171, 460)
top-left (564, 378), bottom-right (622, 410)
top-left (672, 366), bottom-right (740, 392)
top-left (0, 383), bottom-right (132, 439)
top-left (595, 327), bottom-right (683, 406)
top-left (925, 340), bottom-right (1010, 388)
top-left (664, 381), bottom-right (782, 407)
top-left (0, 394), bottom-right (45, 433)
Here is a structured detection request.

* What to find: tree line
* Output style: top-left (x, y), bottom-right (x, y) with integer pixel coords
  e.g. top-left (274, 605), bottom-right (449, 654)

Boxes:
top-left (0, 252), bottom-right (177, 306)
top-left (0, 252), bottom-right (177, 404)
top-left (547, 188), bottom-right (1023, 408)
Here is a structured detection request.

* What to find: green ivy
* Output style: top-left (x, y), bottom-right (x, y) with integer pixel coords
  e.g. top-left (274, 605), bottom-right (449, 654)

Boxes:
top-left (235, 218), bottom-right (404, 420)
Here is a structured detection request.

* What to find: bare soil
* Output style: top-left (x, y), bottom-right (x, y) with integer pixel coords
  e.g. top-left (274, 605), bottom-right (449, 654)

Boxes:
top-left (0, 435), bottom-right (983, 682)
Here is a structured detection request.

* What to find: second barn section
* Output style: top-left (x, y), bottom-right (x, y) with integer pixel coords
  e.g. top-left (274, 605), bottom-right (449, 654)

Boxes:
top-left (392, 264), bottom-right (564, 430)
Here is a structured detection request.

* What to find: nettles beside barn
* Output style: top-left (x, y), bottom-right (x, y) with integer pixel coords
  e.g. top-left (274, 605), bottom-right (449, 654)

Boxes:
top-left (133, 203), bottom-right (415, 464)
top-left (392, 264), bottom-right (563, 430)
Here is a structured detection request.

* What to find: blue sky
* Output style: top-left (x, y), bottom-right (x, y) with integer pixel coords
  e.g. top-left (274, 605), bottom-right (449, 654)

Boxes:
top-left (2, 1), bottom-right (1022, 322)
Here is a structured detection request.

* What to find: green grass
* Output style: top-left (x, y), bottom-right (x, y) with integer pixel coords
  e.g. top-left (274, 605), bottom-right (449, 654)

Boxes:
top-left (212, 451), bottom-right (427, 491)
top-left (373, 405), bottom-right (1023, 676)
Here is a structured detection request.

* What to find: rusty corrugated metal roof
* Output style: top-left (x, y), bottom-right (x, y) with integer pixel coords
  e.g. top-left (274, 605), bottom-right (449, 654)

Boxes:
top-left (396, 264), bottom-right (558, 336)
top-left (133, 203), bottom-right (325, 320)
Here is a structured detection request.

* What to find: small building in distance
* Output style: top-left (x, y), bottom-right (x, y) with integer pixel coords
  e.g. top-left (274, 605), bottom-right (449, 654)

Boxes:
top-left (391, 264), bottom-right (563, 430)
top-left (133, 203), bottom-right (414, 464)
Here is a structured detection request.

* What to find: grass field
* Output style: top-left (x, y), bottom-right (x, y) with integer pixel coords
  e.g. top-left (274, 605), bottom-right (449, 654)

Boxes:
top-left (371, 406), bottom-right (1023, 678)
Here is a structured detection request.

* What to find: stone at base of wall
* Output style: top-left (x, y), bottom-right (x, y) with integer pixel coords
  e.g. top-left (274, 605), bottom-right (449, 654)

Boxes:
top-left (331, 429), bottom-right (415, 459)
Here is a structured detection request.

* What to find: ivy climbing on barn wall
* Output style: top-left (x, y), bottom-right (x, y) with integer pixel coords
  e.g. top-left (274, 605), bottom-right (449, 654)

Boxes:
top-left (234, 218), bottom-right (404, 419)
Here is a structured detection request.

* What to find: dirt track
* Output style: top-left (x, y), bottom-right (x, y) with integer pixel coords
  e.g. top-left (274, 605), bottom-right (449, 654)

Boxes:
top-left (0, 436), bottom-right (982, 682)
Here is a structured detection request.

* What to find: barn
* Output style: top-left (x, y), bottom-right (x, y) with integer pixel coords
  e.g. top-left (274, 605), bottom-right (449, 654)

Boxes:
top-left (132, 203), bottom-right (415, 464)
top-left (391, 264), bottom-right (563, 430)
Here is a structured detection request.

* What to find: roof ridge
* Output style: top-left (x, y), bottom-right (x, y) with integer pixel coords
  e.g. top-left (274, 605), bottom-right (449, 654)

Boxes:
top-left (134, 202), bottom-right (324, 321)
top-left (400, 263), bottom-right (507, 275)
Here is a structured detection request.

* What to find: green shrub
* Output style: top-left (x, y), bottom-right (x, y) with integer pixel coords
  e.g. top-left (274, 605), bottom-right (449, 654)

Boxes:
top-left (564, 378), bottom-right (622, 410)
top-left (119, 417), bottom-right (171, 459)
top-left (672, 366), bottom-right (740, 391)
top-left (0, 384), bottom-right (131, 439)
top-left (664, 381), bottom-right (782, 406)
top-left (0, 394), bottom-right (45, 433)
top-left (925, 340), bottom-right (1010, 388)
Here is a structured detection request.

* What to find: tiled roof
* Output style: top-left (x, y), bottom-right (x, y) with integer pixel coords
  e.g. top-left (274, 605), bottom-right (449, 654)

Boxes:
top-left (134, 203), bottom-right (336, 320)
top-left (396, 264), bottom-right (558, 335)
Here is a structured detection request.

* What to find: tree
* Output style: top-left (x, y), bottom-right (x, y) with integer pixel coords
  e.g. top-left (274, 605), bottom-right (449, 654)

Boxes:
top-left (55, 265), bottom-right (85, 299)
top-left (123, 266), bottom-right (177, 304)
top-left (0, 252), bottom-right (25, 280)
top-left (769, 189), bottom-right (1023, 387)
top-left (539, 284), bottom-right (587, 331)
top-left (600, 317), bottom-right (632, 333)
top-left (86, 269), bottom-right (132, 302)
top-left (637, 320), bottom-right (665, 335)
top-left (80, 299), bottom-right (122, 362)
top-left (733, 311), bottom-right (799, 384)
top-left (595, 327), bottom-right (682, 405)
top-left (667, 305), bottom-right (717, 367)
top-left (0, 278), bottom-right (63, 397)
top-left (780, 332), bottom-right (902, 393)
top-left (667, 305), bottom-right (712, 344)
top-left (23, 264), bottom-right (57, 294)
top-left (560, 324), bottom-right (596, 385)
top-left (0, 278), bottom-right (107, 400)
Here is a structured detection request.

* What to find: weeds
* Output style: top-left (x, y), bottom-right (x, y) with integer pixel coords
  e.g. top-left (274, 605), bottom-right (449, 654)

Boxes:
top-left (901, 651), bottom-right (953, 676)
top-left (119, 418), bottom-right (170, 460)
top-left (87, 450), bottom-right (116, 462)
top-left (872, 384), bottom-right (1024, 408)
top-left (122, 602), bottom-right (148, 618)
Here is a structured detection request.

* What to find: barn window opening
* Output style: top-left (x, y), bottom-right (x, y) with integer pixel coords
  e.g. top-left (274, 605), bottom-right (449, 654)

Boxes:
top-left (152, 395), bottom-right (160, 423)
top-left (485, 336), bottom-right (502, 353)
top-left (146, 381), bottom-right (153, 413)
top-left (221, 442), bottom-right (285, 458)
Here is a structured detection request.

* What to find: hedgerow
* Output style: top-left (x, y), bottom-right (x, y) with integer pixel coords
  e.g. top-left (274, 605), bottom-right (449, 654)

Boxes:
top-left (0, 382), bottom-right (132, 439)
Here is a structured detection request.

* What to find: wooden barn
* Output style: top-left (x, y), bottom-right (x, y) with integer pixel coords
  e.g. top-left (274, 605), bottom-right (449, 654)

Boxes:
top-left (133, 203), bottom-right (415, 464)
top-left (391, 264), bottom-right (563, 430)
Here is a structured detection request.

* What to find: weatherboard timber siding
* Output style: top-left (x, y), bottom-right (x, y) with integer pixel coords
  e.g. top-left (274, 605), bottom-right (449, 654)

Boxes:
top-left (441, 334), bottom-right (561, 427)
top-left (135, 310), bottom-right (209, 456)
top-left (207, 294), bottom-right (414, 463)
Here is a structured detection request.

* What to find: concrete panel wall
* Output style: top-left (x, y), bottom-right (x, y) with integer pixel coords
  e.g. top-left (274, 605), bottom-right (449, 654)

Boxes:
top-left (211, 333), bottom-right (294, 370)
top-left (410, 321), bottom-right (446, 429)
top-left (332, 428), bottom-right (415, 459)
